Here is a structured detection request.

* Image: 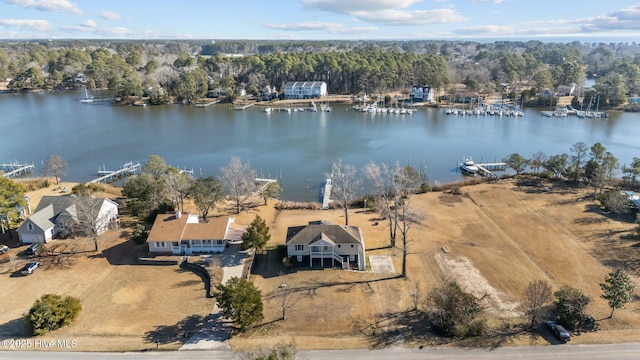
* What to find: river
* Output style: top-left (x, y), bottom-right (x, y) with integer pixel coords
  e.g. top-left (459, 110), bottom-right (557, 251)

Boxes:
top-left (1, 90), bottom-right (639, 201)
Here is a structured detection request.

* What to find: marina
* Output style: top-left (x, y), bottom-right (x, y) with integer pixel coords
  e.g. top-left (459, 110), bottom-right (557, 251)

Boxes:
top-left (1, 90), bottom-right (638, 201)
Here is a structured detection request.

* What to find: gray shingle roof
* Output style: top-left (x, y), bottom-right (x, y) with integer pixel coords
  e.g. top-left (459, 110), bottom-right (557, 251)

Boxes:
top-left (286, 221), bottom-right (363, 246)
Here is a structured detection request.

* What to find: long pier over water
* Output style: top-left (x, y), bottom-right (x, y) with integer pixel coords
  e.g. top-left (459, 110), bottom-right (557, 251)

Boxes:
top-left (1, 162), bottom-right (34, 178)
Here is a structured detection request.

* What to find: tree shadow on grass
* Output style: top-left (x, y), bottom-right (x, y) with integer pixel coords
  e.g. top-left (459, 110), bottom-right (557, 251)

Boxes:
top-left (352, 309), bottom-right (436, 349)
top-left (143, 314), bottom-right (208, 345)
top-left (0, 318), bottom-right (30, 337)
top-left (457, 322), bottom-right (527, 350)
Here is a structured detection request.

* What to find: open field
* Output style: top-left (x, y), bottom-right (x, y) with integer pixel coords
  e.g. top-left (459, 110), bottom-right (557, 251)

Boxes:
top-left (232, 177), bottom-right (640, 350)
top-left (1, 177), bottom-right (639, 352)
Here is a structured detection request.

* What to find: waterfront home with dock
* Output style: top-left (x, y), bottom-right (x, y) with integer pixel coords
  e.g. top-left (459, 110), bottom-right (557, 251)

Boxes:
top-left (147, 212), bottom-right (234, 255)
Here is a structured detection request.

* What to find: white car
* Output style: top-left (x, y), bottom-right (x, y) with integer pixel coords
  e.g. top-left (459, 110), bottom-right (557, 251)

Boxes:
top-left (21, 261), bottom-right (40, 275)
top-left (0, 245), bottom-right (9, 254)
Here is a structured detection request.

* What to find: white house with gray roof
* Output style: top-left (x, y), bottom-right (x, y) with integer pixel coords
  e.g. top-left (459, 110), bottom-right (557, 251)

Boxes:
top-left (286, 220), bottom-right (366, 270)
top-left (17, 195), bottom-right (118, 244)
top-left (283, 81), bottom-right (327, 99)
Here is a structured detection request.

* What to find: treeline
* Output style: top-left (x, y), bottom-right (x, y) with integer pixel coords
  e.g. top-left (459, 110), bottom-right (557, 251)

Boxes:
top-left (503, 142), bottom-right (640, 213)
top-left (2, 40), bottom-right (640, 107)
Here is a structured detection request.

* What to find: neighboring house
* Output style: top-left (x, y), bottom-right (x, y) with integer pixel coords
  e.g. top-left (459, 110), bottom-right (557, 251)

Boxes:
top-left (541, 88), bottom-right (555, 98)
top-left (286, 220), bottom-right (366, 271)
top-left (147, 212), bottom-right (234, 255)
top-left (73, 72), bottom-right (87, 83)
top-left (17, 195), bottom-right (119, 244)
top-left (410, 85), bottom-right (434, 102)
top-left (284, 81), bottom-right (327, 99)
top-left (556, 83), bottom-right (576, 97)
top-left (260, 85), bottom-right (278, 101)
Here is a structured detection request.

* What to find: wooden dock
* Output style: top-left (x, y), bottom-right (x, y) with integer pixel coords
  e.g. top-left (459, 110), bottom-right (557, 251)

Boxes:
top-left (475, 162), bottom-right (506, 178)
top-left (88, 162), bottom-right (141, 184)
top-left (254, 177), bottom-right (278, 196)
top-left (194, 98), bottom-right (223, 108)
top-left (234, 102), bottom-right (255, 110)
top-left (321, 179), bottom-right (332, 209)
top-left (1, 162), bottom-right (34, 178)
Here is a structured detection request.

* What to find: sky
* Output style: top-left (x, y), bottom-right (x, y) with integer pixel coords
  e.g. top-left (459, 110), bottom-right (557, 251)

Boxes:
top-left (1, 0), bottom-right (640, 41)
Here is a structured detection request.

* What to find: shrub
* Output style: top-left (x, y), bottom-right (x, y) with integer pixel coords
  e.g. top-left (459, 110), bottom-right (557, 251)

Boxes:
top-left (131, 223), bottom-right (148, 245)
top-left (24, 294), bottom-right (82, 335)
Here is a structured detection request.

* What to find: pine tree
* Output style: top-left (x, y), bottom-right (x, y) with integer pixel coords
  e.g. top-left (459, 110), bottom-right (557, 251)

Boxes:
top-left (600, 268), bottom-right (635, 318)
top-left (241, 215), bottom-right (270, 253)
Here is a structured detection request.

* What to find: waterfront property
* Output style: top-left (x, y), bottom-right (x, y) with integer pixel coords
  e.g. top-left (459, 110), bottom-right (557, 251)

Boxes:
top-left (18, 195), bottom-right (119, 244)
top-left (284, 81), bottom-right (327, 99)
top-left (286, 220), bottom-right (366, 270)
top-left (410, 85), bottom-right (434, 102)
top-left (147, 212), bottom-right (235, 254)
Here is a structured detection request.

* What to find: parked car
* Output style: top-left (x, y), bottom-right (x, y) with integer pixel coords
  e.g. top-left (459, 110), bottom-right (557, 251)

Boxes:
top-left (20, 261), bottom-right (40, 275)
top-left (546, 320), bottom-right (571, 342)
top-left (0, 245), bottom-right (9, 254)
top-left (24, 243), bottom-right (40, 255)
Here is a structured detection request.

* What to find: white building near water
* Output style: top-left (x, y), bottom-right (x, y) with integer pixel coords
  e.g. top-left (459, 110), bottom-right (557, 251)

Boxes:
top-left (284, 81), bottom-right (327, 99)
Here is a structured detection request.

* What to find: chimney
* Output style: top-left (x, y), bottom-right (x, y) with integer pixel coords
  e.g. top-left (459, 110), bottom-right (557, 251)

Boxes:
top-left (175, 211), bottom-right (181, 219)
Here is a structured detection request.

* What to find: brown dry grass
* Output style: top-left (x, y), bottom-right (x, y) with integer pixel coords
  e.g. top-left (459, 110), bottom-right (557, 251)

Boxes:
top-left (231, 178), bottom-right (640, 351)
top-left (3, 177), bottom-right (640, 351)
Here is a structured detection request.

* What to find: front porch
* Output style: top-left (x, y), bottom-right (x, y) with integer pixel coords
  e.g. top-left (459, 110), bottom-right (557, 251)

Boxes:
top-left (172, 240), bottom-right (227, 255)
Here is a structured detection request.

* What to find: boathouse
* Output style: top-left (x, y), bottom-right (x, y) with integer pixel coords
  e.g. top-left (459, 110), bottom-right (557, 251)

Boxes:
top-left (284, 81), bottom-right (327, 99)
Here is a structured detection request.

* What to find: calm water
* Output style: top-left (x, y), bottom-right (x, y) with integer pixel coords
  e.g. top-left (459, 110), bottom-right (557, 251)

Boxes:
top-left (1, 90), bottom-right (640, 201)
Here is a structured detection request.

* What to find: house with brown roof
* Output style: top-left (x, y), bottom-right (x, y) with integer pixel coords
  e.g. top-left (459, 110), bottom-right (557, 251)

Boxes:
top-left (147, 211), bottom-right (234, 255)
top-left (286, 220), bottom-right (366, 270)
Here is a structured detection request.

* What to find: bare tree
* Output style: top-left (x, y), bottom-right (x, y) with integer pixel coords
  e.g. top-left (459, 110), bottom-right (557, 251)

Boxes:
top-left (41, 155), bottom-right (68, 185)
top-left (72, 196), bottom-right (114, 252)
top-left (325, 159), bottom-right (361, 226)
top-left (219, 157), bottom-right (256, 214)
top-left (410, 282), bottom-right (422, 311)
top-left (520, 279), bottom-right (553, 329)
top-left (363, 161), bottom-right (400, 247)
top-left (397, 197), bottom-right (423, 278)
top-left (531, 151), bottom-right (548, 175)
top-left (273, 286), bottom-right (298, 321)
top-left (167, 170), bottom-right (194, 213)
top-left (9, 254), bottom-right (17, 272)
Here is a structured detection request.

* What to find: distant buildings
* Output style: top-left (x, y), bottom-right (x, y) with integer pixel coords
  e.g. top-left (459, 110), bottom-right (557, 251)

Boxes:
top-left (284, 81), bottom-right (327, 99)
top-left (410, 85), bottom-right (434, 102)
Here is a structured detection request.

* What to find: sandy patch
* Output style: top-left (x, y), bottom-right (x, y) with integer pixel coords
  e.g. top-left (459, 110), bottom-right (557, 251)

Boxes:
top-left (369, 255), bottom-right (395, 273)
top-left (435, 253), bottom-right (521, 318)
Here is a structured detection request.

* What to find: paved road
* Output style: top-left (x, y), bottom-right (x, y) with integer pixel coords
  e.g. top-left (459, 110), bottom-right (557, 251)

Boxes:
top-left (2, 342), bottom-right (640, 359)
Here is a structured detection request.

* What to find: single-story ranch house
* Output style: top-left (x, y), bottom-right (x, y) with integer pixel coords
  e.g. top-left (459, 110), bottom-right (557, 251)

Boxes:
top-left (286, 220), bottom-right (366, 270)
top-left (18, 195), bottom-right (119, 244)
top-left (147, 212), bottom-right (235, 255)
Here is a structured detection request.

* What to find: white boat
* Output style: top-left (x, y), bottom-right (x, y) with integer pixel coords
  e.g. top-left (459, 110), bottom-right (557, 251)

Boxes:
top-left (459, 158), bottom-right (479, 174)
top-left (263, 107), bottom-right (272, 113)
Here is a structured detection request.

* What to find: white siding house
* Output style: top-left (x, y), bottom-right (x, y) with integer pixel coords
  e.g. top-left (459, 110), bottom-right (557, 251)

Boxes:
top-left (17, 195), bottom-right (119, 244)
top-left (286, 220), bottom-right (366, 270)
top-left (284, 81), bottom-right (327, 99)
top-left (410, 85), bottom-right (434, 102)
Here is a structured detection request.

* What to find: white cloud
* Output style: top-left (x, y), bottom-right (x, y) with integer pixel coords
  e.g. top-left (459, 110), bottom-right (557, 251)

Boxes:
top-left (100, 10), bottom-right (127, 21)
top-left (5, 0), bottom-right (83, 15)
top-left (302, 0), bottom-right (465, 26)
top-left (265, 21), bottom-right (377, 34)
top-left (0, 18), bottom-right (52, 31)
top-left (354, 9), bottom-right (466, 26)
top-left (79, 19), bottom-right (96, 28)
top-left (302, 0), bottom-right (421, 14)
top-left (469, 0), bottom-right (507, 4)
